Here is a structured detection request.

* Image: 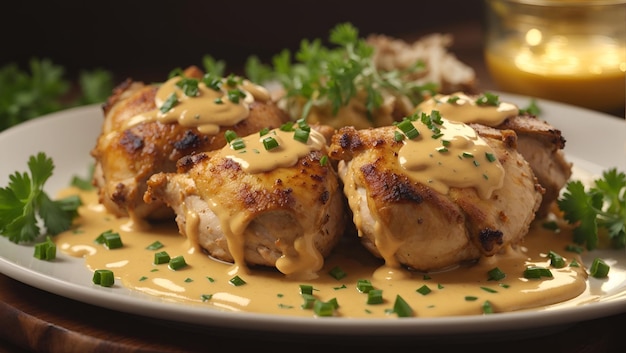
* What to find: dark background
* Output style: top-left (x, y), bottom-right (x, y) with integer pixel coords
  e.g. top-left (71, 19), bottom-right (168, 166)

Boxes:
top-left (1, 0), bottom-right (486, 83)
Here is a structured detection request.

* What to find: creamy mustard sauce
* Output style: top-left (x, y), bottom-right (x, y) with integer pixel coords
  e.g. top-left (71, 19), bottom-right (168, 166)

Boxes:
top-left (416, 92), bottom-right (518, 126)
top-left (125, 76), bottom-right (270, 134)
top-left (55, 188), bottom-right (587, 318)
top-left (397, 115), bottom-right (504, 199)
top-left (214, 127), bottom-right (326, 174)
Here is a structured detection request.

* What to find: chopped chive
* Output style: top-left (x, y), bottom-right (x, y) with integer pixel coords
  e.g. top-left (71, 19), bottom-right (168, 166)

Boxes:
top-left (214, 97), bottom-right (224, 104)
top-left (146, 240), bottom-right (164, 250)
top-left (480, 286), bottom-right (498, 293)
top-left (92, 269), bottom-right (114, 287)
top-left (313, 299), bottom-right (337, 317)
top-left (356, 279), bottom-right (374, 293)
top-left (320, 155), bottom-right (328, 166)
top-left (159, 92), bottom-right (178, 113)
top-left (548, 251), bottom-right (566, 268)
top-left (300, 284), bottom-right (314, 295)
top-left (590, 258), bottom-right (610, 278)
top-left (487, 267), bottom-right (506, 281)
top-left (154, 251), bottom-right (171, 265)
top-left (485, 152), bottom-right (496, 162)
top-left (227, 89), bottom-right (246, 103)
top-left (465, 296), bottom-right (478, 301)
top-left (394, 131), bottom-right (405, 142)
top-left (473, 160), bottom-right (480, 167)
top-left (230, 138), bottom-right (246, 150)
top-left (293, 128), bottom-right (310, 143)
top-left (435, 146), bottom-right (448, 153)
top-left (397, 119), bottom-right (419, 139)
top-left (263, 136), bottom-right (280, 150)
top-left (104, 232), bottom-right (123, 249)
top-left (569, 259), bottom-right (580, 267)
top-left (462, 152), bottom-right (474, 158)
top-left (524, 266), bottom-right (553, 279)
top-left (184, 278), bottom-right (193, 283)
top-left (393, 295), bottom-right (413, 317)
top-left (176, 77), bottom-right (200, 97)
top-left (367, 289), bottom-right (384, 304)
top-left (328, 266), bottom-right (347, 280)
top-left (225, 130), bottom-right (237, 143)
top-left (201, 294), bottom-right (213, 302)
top-left (482, 301), bottom-right (494, 314)
top-left (33, 236), bottom-right (56, 261)
top-left (301, 293), bottom-right (316, 309)
top-left (229, 275), bottom-right (247, 286)
top-left (169, 255), bottom-right (187, 270)
top-left (206, 276), bottom-right (215, 282)
top-left (416, 285), bottom-right (431, 295)
top-left (259, 127), bottom-right (270, 136)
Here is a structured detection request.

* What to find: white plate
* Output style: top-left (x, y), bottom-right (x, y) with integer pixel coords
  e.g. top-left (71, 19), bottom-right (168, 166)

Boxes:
top-left (1, 93), bottom-right (625, 339)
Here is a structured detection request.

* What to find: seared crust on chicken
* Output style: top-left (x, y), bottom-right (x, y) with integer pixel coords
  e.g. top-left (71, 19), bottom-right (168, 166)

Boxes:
top-left (498, 115), bottom-right (571, 217)
top-left (328, 124), bottom-right (543, 272)
top-left (91, 67), bottom-right (290, 222)
top-left (144, 148), bottom-right (347, 279)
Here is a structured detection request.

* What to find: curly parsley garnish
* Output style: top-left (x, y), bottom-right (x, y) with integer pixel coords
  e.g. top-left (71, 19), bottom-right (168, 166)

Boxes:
top-left (244, 22), bottom-right (437, 122)
top-left (557, 168), bottom-right (626, 250)
top-left (0, 152), bottom-right (81, 243)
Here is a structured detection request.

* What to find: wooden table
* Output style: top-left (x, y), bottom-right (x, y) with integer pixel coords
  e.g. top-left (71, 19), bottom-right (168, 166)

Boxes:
top-left (1, 19), bottom-right (625, 353)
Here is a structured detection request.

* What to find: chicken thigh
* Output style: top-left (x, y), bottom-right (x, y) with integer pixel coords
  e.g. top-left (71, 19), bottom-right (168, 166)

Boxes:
top-left (328, 112), bottom-right (543, 272)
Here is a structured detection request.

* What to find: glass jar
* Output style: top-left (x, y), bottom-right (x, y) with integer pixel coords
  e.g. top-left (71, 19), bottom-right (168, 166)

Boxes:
top-left (484, 0), bottom-right (626, 113)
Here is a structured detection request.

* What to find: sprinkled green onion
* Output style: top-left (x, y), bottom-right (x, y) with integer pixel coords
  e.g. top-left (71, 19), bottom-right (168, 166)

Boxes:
top-left (397, 119), bottom-right (419, 139)
top-left (203, 74), bottom-right (222, 91)
top-left (356, 279), bottom-right (374, 293)
top-left (103, 232), bottom-right (123, 249)
top-left (230, 138), bottom-right (246, 150)
top-left (328, 266), bottom-right (347, 280)
top-left (160, 92), bottom-right (178, 113)
top-left (176, 77), bottom-right (200, 97)
top-left (229, 275), bottom-right (247, 286)
top-left (482, 301), bottom-right (494, 314)
top-left (169, 255), bottom-right (187, 270)
top-left (263, 136), bottom-right (279, 150)
top-left (320, 155), bottom-right (328, 166)
top-left (227, 89), bottom-right (246, 103)
top-left (313, 299), bottom-right (337, 317)
top-left (33, 236), bottom-right (56, 261)
top-left (301, 293), bottom-right (316, 309)
top-left (548, 251), bottom-right (566, 268)
top-left (154, 251), bottom-right (171, 265)
top-left (225, 130), bottom-right (237, 143)
top-left (293, 128), bottom-right (310, 143)
top-left (590, 258), bottom-right (610, 278)
top-left (300, 284), bottom-right (314, 295)
top-left (462, 152), bottom-right (474, 158)
top-left (487, 267), bottom-right (506, 281)
top-left (485, 152), bottom-right (496, 162)
top-left (465, 296), bottom-right (478, 301)
top-left (146, 241), bottom-right (164, 250)
top-left (475, 92), bottom-right (500, 106)
top-left (201, 294), bottom-right (213, 302)
top-left (524, 266), bottom-right (553, 279)
top-left (92, 269), bottom-right (114, 287)
top-left (393, 295), bottom-right (413, 317)
top-left (416, 285), bottom-right (431, 295)
top-left (367, 289), bottom-right (383, 304)
top-left (436, 146), bottom-right (448, 153)
top-left (259, 128), bottom-right (270, 136)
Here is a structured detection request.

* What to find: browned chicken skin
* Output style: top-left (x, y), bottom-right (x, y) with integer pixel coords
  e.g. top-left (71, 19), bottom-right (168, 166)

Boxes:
top-left (91, 67), bottom-right (290, 223)
top-left (328, 123), bottom-right (543, 272)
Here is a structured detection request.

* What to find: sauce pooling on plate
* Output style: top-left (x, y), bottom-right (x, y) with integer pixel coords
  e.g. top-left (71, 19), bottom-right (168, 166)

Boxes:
top-left (55, 189), bottom-right (587, 318)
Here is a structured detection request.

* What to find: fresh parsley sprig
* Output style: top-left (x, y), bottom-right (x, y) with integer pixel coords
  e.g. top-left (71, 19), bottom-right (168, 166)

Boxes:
top-left (244, 22), bottom-right (437, 122)
top-left (557, 168), bottom-right (626, 250)
top-left (0, 58), bottom-right (113, 133)
top-left (0, 152), bottom-right (81, 244)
